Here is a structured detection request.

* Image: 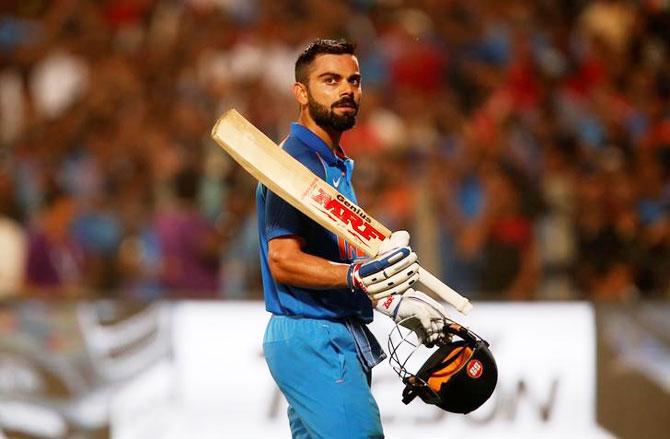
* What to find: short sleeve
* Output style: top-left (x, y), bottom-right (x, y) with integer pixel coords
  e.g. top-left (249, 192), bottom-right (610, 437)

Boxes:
top-left (264, 186), bottom-right (307, 241)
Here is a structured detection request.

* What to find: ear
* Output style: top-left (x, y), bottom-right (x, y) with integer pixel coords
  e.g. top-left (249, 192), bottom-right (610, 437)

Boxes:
top-left (292, 82), bottom-right (309, 106)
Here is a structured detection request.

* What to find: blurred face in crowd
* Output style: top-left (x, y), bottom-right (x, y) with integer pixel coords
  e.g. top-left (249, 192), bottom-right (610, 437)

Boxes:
top-left (44, 197), bottom-right (77, 242)
top-left (297, 54), bottom-right (362, 132)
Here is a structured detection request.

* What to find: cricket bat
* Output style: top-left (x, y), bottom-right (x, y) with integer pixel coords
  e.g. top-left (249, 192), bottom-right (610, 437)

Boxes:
top-left (211, 109), bottom-right (473, 315)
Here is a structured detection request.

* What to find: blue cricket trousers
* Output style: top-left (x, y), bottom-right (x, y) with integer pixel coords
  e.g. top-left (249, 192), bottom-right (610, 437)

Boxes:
top-left (263, 315), bottom-right (384, 439)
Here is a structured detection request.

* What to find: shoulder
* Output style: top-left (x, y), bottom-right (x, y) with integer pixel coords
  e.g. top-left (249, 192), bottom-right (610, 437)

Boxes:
top-left (282, 136), bottom-right (327, 179)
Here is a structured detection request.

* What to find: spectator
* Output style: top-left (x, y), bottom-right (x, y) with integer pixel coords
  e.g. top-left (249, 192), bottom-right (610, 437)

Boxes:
top-left (24, 190), bottom-right (84, 298)
top-left (117, 175), bottom-right (163, 301)
top-left (0, 171), bottom-right (27, 298)
top-left (155, 168), bottom-right (222, 298)
top-left (478, 161), bottom-right (540, 299)
top-left (1, 0), bottom-right (670, 301)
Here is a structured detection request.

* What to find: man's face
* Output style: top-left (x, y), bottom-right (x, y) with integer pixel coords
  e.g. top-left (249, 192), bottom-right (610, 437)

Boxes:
top-left (304, 54), bottom-right (362, 132)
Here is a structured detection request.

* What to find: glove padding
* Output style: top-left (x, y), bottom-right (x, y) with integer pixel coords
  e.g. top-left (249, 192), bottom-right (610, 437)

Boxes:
top-left (378, 230), bottom-right (410, 253)
top-left (347, 246), bottom-right (419, 300)
top-left (375, 289), bottom-right (447, 347)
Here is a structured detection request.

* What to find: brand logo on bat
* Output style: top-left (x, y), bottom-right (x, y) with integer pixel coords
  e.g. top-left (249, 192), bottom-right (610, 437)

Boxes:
top-left (310, 188), bottom-right (385, 242)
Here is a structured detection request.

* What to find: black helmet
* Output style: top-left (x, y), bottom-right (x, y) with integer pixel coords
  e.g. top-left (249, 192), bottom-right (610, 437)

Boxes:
top-left (389, 320), bottom-right (498, 414)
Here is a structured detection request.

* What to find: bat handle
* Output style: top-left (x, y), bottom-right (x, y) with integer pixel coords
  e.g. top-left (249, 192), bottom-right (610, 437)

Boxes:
top-left (417, 266), bottom-right (473, 315)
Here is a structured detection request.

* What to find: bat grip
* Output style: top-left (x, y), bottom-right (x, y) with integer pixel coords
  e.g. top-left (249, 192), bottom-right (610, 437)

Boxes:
top-left (417, 266), bottom-right (473, 315)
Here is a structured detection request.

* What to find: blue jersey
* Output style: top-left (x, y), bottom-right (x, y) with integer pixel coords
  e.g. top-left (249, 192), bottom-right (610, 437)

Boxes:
top-left (256, 123), bottom-right (372, 322)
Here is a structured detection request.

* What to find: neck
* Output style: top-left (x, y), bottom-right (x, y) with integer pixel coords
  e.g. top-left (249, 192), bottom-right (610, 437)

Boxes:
top-left (298, 111), bottom-right (341, 151)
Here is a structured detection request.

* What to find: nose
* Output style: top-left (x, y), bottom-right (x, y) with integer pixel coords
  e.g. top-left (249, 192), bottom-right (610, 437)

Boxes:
top-left (340, 81), bottom-right (357, 97)
top-left (340, 86), bottom-right (354, 98)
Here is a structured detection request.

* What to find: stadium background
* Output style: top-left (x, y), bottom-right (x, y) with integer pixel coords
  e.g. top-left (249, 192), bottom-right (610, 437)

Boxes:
top-left (0, 0), bottom-right (669, 438)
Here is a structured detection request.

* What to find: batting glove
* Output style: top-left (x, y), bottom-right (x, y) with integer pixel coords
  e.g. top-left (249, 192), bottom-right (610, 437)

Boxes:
top-left (378, 230), bottom-right (411, 253)
top-left (375, 289), bottom-right (447, 347)
top-left (347, 246), bottom-right (419, 301)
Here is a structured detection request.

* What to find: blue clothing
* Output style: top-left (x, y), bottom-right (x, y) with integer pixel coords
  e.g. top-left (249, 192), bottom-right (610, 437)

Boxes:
top-left (263, 315), bottom-right (384, 439)
top-left (343, 317), bottom-right (386, 373)
top-left (256, 123), bottom-right (373, 322)
top-left (256, 123), bottom-right (386, 438)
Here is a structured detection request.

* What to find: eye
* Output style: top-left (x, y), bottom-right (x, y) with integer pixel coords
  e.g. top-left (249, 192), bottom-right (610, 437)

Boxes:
top-left (324, 77), bottom-right (338, 85)
top-left (350, 77), bottom-right (361, 86)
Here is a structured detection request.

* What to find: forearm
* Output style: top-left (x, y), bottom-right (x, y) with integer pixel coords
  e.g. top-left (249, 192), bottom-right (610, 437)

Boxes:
top-left (269, 242), bottom-right (349, 290)
top-left (267, 234), bottom-right (417, 300)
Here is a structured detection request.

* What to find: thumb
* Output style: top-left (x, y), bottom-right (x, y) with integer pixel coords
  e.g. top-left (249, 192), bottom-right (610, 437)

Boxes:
top-left (379, 230), bottom-right (410, 253)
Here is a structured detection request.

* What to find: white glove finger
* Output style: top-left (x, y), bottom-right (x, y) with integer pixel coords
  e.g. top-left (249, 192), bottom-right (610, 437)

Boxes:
top-left (382, 256), bottom-right (418, 280)
top-left (363, 262), bottom-right (419, 292)
top-left (378, 230), bottom-right (410, 253)
top-left (416, 312), bottom-right (433, 335)
top-left (426, 322), bottom-right (437, 340)
top-left (368, 273), bottom-right (420, 300)
top-left (361, 252), bottom-right (417, 284)
top-left (432, 322), bottom-right (445, 341)
top-left (357, 247), bottom-right (410, 279)
top-left (430, 317), bottom-right (446, 339)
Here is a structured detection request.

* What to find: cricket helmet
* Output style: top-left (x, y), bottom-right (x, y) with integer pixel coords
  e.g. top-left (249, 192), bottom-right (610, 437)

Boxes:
top-left (388, 318), bottom-right (497, 414)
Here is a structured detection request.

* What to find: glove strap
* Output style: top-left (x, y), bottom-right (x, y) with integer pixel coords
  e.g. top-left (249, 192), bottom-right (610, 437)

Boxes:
top-left (346, 263), bottom-right (366, 294)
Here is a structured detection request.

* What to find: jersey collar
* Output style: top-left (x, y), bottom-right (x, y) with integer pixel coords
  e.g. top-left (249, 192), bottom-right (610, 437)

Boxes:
top-left (290, 123), bottom-right (351, 167)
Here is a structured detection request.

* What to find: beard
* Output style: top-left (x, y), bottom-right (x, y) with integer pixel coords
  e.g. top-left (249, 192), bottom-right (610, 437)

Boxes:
top-left (307, 91), bottom-right (358, 132)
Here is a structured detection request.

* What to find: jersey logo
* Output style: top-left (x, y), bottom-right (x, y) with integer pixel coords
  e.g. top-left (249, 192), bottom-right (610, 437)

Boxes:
top-left (338, 236), bottom-right (365, 260)
top-left (333, 176), bottom-right (341, 188)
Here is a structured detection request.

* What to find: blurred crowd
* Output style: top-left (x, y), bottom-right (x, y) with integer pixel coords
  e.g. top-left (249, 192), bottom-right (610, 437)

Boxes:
top-left (1, 0), bottom-right (670, 302)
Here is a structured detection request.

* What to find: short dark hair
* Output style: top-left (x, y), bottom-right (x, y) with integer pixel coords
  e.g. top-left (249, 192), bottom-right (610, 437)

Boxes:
top-left (295, 39), bottom-right (356, 84)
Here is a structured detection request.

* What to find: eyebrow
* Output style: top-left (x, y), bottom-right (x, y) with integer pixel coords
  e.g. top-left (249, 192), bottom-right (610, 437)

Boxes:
top-left (317, 72), bottom-right (361, 81)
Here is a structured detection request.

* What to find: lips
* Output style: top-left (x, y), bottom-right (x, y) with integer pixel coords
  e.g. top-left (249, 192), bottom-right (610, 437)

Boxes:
top-left (334, 102), bottom-right (357, 111)
top-left (333, 99), bottom-right (357, 110)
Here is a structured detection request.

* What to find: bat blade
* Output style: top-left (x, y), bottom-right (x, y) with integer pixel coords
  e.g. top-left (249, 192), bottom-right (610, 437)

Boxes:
top-left (211, 109), bottom-right (472, 315)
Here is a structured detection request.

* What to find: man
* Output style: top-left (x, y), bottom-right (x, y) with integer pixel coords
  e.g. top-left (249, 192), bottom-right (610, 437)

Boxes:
top-left (257, 39), bottom-right (446, 438)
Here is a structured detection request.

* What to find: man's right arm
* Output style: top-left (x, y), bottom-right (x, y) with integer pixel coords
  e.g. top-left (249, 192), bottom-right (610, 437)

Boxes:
top-left (265, 175), bottom-right (418, 299)
top-left (268, 233), bottom-right (420, 301)
top-left (268, 236), bottom-right (350, 290)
